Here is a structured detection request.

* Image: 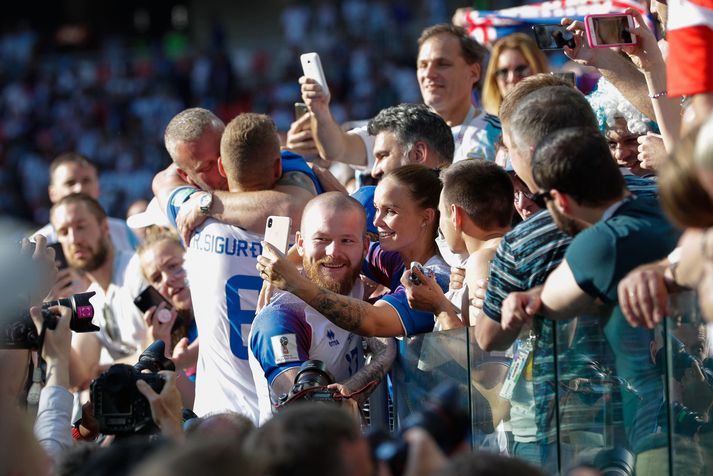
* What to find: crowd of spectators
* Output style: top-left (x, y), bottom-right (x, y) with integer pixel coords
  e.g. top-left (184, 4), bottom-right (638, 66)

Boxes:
top-left (3, 0), bottom-right (713, 475)
top-left (0, 0), bottom-right (452, 228)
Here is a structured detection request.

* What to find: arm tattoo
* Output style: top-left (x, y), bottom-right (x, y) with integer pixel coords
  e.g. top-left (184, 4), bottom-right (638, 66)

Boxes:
top-left (342, 337), bottom-right (396, 404)
top-left (310, 288), bottom-right (371, 333)
top-left (277, 171), bottom-right (317, 194)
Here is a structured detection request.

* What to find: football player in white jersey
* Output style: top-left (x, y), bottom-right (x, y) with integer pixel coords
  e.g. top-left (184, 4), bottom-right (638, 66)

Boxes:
top-left (249, 192), bottom-right (396, 424)
top-left (178, 113), bottom-right (321, 422)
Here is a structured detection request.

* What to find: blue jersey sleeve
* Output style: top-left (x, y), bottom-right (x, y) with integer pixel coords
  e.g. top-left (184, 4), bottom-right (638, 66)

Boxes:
top-left (250, 305), bottom-right (312, 384)
top-left (166, 186), bottom-right (198, 228)
top-left (380, 269), bottom-right (449, 336)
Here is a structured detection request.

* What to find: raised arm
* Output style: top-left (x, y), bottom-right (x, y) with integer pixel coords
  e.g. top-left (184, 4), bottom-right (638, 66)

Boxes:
top-left (562, 18), bottom-right (655, 120)
top-left (299, 77), bottom-right (368, 167)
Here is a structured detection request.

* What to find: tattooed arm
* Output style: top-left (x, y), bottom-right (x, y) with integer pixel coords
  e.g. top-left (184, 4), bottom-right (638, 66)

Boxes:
top-left (258, 242), bottom-right (408, 337)
top-left (339, 337), bottom-right (396, 405)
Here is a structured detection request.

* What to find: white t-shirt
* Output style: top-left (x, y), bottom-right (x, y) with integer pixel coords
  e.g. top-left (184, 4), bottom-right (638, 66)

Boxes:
top-left (184, 218), bottom-right (264, 423)
top-left (248, 282), bottom-right (365, 425)
top-left (86, 250), bottom-right (147, 364)
top-left (34, 217), bottom-right (139, 252)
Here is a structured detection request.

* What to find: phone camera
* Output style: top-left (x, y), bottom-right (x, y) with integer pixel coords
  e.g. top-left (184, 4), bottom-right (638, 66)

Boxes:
top-left (268, 218), bottom-right (273, 227)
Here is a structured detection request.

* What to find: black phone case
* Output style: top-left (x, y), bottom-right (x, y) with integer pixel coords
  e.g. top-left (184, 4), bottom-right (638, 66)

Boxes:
top-left (134, 286), bottom-right (172, 313)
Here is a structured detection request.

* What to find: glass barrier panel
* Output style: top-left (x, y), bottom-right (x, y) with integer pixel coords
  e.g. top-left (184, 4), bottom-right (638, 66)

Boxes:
top-left (663, 291), bottom-right (711, 476)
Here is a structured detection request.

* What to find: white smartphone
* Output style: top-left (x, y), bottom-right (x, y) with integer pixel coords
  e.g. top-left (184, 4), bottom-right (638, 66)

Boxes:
top-left (263, 216), bottom-right (292, 255)
top-left (585, 14), bottom-right (637, 48)
top-left (300, 52), bottom-right (329, 97)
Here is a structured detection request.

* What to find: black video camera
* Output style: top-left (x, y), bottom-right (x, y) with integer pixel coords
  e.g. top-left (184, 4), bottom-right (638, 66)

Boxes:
top-left (0, 292), bottom-right (99, 350)
top-left (91, 340), bottom-right (175, 435)
top-left (371, 382), bottom-right (469, 476)
top-left (276, 360), bottom-right (339, 408)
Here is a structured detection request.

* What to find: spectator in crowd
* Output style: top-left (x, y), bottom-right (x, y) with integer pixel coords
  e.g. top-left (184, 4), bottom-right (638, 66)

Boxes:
top-left (246, 402), bottom-right (373, 476)
top-left (367, 103), bottom-right (454, 180)
top-left (501, 127), bottom-right (678, 455)
top-left (249, 192), bottom-right (396, 424)
top-left (587, 78), bottom-right (660, 177)
top-left (179, 113), bottom-right (318, 423)
top-left (474, 84), bottom-right (600, 472)
top-left (136, 229), bottom-right (198, 370)
top-left (481, 33), bottom-right (549, 117)
top-left (258, 165), bottom-right (449, 338)
top-left (49, 193), bottom-right (146, 381)
top-left (402, 160), bottom-right (514, 329)
top-left (287, 23), bottom-right (500, 170)
top-left (136, 228), bottom-right (199, 407)
top-left (35, 152), bottom-right (139, 251)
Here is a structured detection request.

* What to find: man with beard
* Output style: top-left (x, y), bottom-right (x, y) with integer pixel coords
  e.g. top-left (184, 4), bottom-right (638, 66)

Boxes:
top-left (248, 192), bottom-right (396, 425)
top-left (500, 127), bottom-right (679, 455)
top-left (50, 193), bottom-right (146, 375)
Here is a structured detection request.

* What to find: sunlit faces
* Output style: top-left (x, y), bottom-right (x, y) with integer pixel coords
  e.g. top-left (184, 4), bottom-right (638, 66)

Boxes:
top-left (438, 191), bottom-right (465, 253)
top-left (494, 48), bottom-right (531, 97)
top-left (51, 202), bottom-right (110, 272)
top-left (298, 205), bottom-right (368, 295)
top-left (174, 128), bottom-right (227, 191)
top-left (139, 240), bottom-right (192, 311)
top-left (49, 163), bottom-right (100, 203)
top-left (417, 33), bottom-right (479, 122)
top-left (373, 177), bottom-right (431, 252)
top-left (371, 131), bottom-right (411, 179)
top-left (606, 118), bottom-right (646, 176)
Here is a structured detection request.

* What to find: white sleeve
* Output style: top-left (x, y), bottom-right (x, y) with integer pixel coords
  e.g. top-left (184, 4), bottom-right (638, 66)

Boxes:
top-left (34, 385), bottom-right (74, 462)
top-left (346, 125), bottom-right (375, 172)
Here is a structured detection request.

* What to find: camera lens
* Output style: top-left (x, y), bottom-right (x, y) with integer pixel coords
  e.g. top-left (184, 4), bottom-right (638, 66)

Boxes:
top-left (268, 218), bottom-right (273, 227)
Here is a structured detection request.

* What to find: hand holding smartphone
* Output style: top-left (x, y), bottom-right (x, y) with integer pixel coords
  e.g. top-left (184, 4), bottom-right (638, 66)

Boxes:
top-left (300, 52), bottom-right (329, 97)
top-left (263, 216), bottom-right (292, 255)
top-left (585, 14), bottom-right (637, 48)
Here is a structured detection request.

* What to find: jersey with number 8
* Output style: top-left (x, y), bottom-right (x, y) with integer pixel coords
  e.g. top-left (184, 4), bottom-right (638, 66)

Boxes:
top-left (185, 218), bottom-right (264, 422)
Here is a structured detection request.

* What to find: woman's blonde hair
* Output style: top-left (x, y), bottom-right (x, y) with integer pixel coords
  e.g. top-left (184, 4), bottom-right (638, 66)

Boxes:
top-left (481, 33), bottom-right (549, 116)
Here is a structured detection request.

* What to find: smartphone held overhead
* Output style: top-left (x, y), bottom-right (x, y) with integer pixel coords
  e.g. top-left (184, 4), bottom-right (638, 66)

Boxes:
top-left (585, 14), bottom-right (637, 48)
top-left (300, 52), bottom-right (329, 97)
